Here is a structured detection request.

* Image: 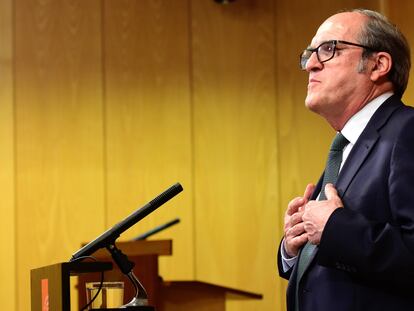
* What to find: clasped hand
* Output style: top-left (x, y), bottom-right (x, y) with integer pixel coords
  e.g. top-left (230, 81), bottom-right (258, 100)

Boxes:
top-left (283, 183), bottom-right (343, 257)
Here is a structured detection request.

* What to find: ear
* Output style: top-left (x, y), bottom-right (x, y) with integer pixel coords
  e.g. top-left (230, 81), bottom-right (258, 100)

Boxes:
top-left (370, 52), bottom-right (392, 82)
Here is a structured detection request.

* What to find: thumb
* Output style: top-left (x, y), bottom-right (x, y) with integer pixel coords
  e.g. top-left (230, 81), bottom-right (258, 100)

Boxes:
top-left (324, 183), bottom-right (339, 200)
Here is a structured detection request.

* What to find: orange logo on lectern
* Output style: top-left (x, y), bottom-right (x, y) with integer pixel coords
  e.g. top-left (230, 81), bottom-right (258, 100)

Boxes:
top-left (41, 279), bottom-right (49, 311)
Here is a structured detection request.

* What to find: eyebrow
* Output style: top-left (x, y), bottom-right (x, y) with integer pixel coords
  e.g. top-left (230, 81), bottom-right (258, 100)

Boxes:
top-left (307, 40), bottom-right (335, 49)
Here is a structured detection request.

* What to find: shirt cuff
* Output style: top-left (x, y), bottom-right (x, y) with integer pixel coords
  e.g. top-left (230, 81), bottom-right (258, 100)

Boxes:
top-left (281, 239), bottom-right (298, 272)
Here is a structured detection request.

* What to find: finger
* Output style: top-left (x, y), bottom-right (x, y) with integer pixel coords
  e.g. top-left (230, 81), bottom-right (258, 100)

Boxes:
top-left (289, 211), bottom-right (304, 226)
top-left (285, 232), bottom-right (308, 257)
top-left (286, 221), bottom-right (306, 238)
top-left (290, 233), bottom-right (309, 249)
top-left (303, 221), bottom-right (315, 233)
top-left (303, 183), bottom-right (316, 202)
top-left (324, 183), bottom-right (339, 200)
top-left (287, 197), bottom-right (305, 215)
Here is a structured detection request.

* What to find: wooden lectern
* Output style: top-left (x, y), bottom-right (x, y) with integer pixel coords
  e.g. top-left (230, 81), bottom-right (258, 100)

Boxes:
top-left (31, 240), bottom-right (262, 311)
top-left (160, 280), bottom-right (262, 311)
top-left (31, 261), bottom-right (112, 311)
top-left (77, 239), bottom-right (172, 310)
top-left (79, 239), bottom-right (262, 311)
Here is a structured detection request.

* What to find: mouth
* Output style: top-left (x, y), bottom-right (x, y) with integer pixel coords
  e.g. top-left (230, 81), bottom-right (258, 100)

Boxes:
top-left (308, 78), bottom-right (320, 88)
top-left (308, 78), bottom-right (320, 84)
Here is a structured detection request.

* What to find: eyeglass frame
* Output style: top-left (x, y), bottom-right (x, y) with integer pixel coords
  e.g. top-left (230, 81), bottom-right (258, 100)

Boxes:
top-left (299, 40), bottom-right (375, 70)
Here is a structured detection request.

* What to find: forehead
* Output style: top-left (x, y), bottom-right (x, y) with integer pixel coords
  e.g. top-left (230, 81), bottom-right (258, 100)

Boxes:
top-left (310, 12), bottom-right (367, 46)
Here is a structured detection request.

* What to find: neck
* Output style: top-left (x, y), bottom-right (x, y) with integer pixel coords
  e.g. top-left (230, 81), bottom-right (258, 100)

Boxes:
top-left (325, 85), bottom-right (393, 131)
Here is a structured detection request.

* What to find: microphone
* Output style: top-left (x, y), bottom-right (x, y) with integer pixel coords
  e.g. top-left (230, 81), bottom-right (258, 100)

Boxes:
top-left (133, 217), bottom-right (180, 240)
top-left (70, 183), bottom-right (183, 261)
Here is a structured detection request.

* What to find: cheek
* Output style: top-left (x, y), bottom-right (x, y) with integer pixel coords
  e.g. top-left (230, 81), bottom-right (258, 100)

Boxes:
top-left (313, 74), bottom-right (355, 101)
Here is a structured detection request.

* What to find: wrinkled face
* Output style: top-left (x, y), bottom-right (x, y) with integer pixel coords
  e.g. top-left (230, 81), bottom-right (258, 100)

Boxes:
top-left (304, 12), bottom-right (374, 122)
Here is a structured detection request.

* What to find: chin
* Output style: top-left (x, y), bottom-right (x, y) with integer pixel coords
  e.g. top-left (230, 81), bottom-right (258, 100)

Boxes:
top-left (305, 97), bottom-right (319, 112)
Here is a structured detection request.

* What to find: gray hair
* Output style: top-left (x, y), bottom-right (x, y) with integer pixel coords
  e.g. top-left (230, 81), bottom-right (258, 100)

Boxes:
top-left (350, 9), bottom-right (411, 98)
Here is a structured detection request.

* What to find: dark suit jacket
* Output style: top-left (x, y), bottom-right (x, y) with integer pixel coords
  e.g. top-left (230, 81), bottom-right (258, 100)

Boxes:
top-left (278, 95), bottom-right (414, 311)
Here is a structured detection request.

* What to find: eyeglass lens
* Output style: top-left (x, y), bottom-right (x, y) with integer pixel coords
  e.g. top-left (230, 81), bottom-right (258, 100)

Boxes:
top-left (300, 41), bottom-right (336, 69)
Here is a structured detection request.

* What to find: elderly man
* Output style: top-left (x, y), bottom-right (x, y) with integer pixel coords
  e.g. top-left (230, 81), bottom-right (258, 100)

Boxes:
top-left (278, 9), bottom-right (414, 311)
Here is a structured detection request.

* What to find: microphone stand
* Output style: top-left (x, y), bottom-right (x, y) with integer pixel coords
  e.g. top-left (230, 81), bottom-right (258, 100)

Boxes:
top-left (106, 242), bottom-right (155, 310)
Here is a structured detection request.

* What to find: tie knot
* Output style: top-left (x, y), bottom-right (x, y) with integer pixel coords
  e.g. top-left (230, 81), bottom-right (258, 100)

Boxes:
top-left (330, 132), bottom-right (349, 151)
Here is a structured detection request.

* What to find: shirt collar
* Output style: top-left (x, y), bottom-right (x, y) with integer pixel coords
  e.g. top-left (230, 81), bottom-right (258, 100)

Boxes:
top-left (341, 92), bottom-right (393, 145)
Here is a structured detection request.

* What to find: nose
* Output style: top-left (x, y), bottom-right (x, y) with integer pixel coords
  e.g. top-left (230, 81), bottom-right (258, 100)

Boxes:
top-left (305, 51), bottom-right (323, 72)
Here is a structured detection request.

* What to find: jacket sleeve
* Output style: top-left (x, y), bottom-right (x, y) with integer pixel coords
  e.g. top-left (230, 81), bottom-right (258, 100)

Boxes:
top-left (278, 239), bottom-right (293, 280)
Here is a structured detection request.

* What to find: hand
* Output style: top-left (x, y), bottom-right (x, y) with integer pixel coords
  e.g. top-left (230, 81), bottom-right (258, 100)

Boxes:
top-left (302, 183), bottom-right (343, 245)
top-left (284, 183), bottom-right (316, 257)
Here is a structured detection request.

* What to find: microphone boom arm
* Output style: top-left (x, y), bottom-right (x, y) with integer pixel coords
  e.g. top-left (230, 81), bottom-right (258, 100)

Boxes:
top-left (70, 183), bottom-right (183, 261)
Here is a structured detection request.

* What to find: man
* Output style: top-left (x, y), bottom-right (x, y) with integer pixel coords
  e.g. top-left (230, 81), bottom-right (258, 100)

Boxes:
top-left (278, 9), bottom-right (414, 311)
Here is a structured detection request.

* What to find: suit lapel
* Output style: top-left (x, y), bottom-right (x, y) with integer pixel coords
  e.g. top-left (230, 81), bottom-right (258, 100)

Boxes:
top-left (335, 129), bottom-right (379, 195)
top-left (336, 96), bottom-right (401, 196)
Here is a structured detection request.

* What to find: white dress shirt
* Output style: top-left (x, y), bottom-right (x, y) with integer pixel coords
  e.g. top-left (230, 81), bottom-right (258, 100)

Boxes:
top-left (280, 92), bottom-right (393, 272)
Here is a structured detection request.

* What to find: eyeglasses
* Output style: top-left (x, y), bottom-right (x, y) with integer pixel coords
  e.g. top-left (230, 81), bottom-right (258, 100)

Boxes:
top-left (299, 40), bottom-right (374, 70)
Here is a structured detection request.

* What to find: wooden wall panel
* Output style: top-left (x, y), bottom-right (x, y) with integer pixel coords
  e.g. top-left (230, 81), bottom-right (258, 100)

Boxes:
top-left (0, 0), bottom-right (15, 310)
top-left (103, 0), bottom-right (194, 280)
top-left (191, 1), bottom-right (279, 310)
top-left (7, 0), bottom-right (402, 309)
top-left (14, 0), bottom-right (103, 310)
